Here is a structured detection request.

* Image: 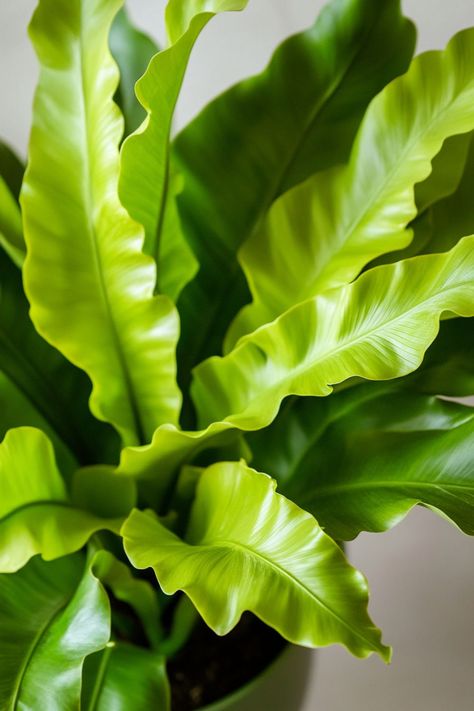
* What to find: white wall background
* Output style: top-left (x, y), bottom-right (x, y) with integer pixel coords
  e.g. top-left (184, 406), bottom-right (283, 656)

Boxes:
top-left (1, 2), bottom-right (474, 710)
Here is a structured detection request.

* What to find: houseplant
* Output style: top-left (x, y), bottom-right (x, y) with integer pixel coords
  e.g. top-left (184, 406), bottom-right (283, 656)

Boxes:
top-left (0, 0), bottom-right (473, 708)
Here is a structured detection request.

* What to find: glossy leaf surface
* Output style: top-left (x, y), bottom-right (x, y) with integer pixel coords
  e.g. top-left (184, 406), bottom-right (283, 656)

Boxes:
top-left (291, 403), bottom-right (474, 540)
top-left (227, 30), bottom-right (474, 344)
top-left (0, 554), bottom-right (110, 711)
top-left (119, 0), bottom-right (246, 287)
top-left (0, 428), bottom-right (122, 573)
top-left (117, 421), bottom-right (238, 491)
top-left (21, 0), bottom-right (181, 446)
top-left (0, 248), bottom-right (118, 465)
top-left (248, 385), bottom-right (474, 538)
top-left (82, 642), bottom-right (170, 711)
top-left (123, 461), bottom-right (389, 660)
top-left (175, 0), bottom-right (416, 374)
top-left (91, 550), bottom-right (163, 649)
top-left (193, 237), bottom-right (474, 430)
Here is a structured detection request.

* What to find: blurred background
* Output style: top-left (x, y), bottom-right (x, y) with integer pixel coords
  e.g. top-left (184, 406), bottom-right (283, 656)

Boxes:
top-left (1, 1), bottom-right (474, 709)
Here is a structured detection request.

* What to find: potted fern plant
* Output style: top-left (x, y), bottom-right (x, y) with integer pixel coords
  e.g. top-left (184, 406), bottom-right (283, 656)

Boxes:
top-left (0, 0), bottom-right (473, 708)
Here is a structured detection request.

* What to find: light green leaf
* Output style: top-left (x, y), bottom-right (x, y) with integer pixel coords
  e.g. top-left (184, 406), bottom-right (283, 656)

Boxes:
top-left (82, 642), bottom-right (170, 711)
top-left (192, 236), bottom-right (474, 431)
top-left (281, 396), bottom-right (474, 540)
top-left (21, 0), bottom-right (181, 446)
top-left (374, 131), bottom-right (474, 268)
top-left (0, 428), bottom-right (123, 573)
top-left (175, 0), bottom-right (415, 376)
top-left (91, 550), bottom-right (163, 649)
top-left (0, 554), bottom-right (110, 711)
top-left (117, 420), bottom-right (238, 488)
top-left (158, 169), bottom-right (198, 301)
top-left (227, 30), bottom-right (474, 345)
top-left (0, 248), bottom-right (119, 466)
top-left (118, 1), bottom-right (245, 293)
top-left (110, 7), bottom-right (159, 137)
top-left (123, 461), bottom-right (389, 660)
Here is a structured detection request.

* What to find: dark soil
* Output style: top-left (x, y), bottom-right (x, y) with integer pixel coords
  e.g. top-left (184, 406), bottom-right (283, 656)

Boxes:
top-left (168, 613), bottom-right (286, 710)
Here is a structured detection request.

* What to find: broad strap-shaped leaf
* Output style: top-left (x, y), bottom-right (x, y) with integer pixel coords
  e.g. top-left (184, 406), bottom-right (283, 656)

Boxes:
top-left (118, 0), bottom-right (247, 290)
top-left (118, 317), bottom-right (474, 490)
top-left (91, 550), bottom-right (164, 649)
top-left (279, 396), bottom-right (474, 540)
top-left (82, 642), bottom-right (170, 711)
top-left (249, 379), bottom-right (474, 489)
top-left (226, 30), bottom-right (474, 346)
top-left (175, 0), bottom-right (416, 375)
top-left (0, 554), bottom-right (110, 711)
top-left (0, 428), bottom-right (123, 573)
top-left (192, 236), bottom-right (474, 431)
top-left (21, 0), bottom-right (181, 446)
top-left (117, 421), bottom-right (239, 505)
top-left (0, 174), bottom-right (24, 267)
top-left (123, 461), bottom-right (390, 660)
top-left (0, 248), bottom-right (118, 466)
top-left (109, 8), bottom-right (159, 137)
top-left (158, 169), bottom-right (198, 302)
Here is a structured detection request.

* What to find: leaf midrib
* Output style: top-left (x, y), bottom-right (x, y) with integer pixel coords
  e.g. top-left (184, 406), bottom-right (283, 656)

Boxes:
top-left (10, 600), bottom-right (68, 710)
top-left (78, 7), bottom-right (145, 445)
top-left (291, 78), bottom-right (474, 307)
top-left (183, 11), bottom-right (388, 375)
top-left (0, 500), bottom-right (71, 526)
top-left (201, 537), bottom-right (382, 653)
top-left (311, 479), bottom-right (474, 497)
top-left (227, 278), bottom-right (470, 424)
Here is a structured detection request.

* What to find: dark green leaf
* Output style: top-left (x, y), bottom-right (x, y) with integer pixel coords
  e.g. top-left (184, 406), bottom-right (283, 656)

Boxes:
top-left (0, 554), bottom-right (110, 710)
top-left (110, 8), bottom-right (159, 137)
top-left (82, 642), bottom-right (170, 711)
top-left (0, 248), bottom-right (119, 465)
top-left (0, 141), bottom-right (24, 203)
top-left (175, 0), bottom-right (416, 378)
top-left (280, 394), bottom-right (474, 540)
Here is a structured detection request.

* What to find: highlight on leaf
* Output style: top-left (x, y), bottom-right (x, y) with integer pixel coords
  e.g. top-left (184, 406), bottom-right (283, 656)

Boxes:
top-left (0, 0), bottom-right (473, 707)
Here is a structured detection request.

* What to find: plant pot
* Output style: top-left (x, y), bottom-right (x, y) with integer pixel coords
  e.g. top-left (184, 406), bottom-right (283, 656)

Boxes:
top-left (198, 645), bottom-right (314, 711)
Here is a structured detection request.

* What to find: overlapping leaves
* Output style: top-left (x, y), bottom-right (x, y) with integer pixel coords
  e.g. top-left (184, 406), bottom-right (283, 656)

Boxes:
top-left (123, 461), bottom-right (390, 660)
top-left (193, 236), bottom-right (474, 430)
top-left (226, 29), bottom-right (474, 346)
top-left (22, 0), bottom-right (181, 446)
